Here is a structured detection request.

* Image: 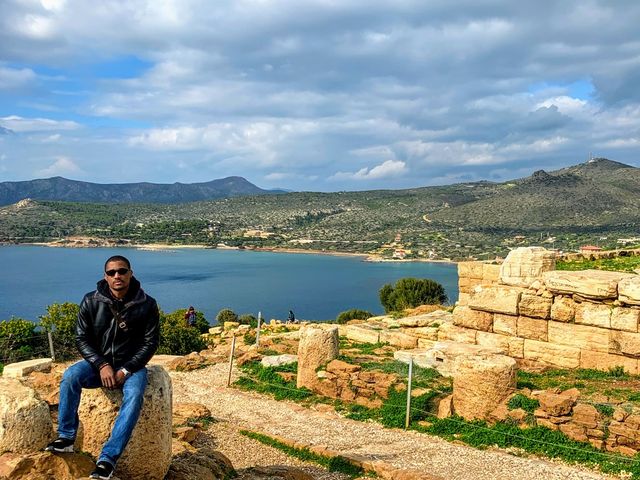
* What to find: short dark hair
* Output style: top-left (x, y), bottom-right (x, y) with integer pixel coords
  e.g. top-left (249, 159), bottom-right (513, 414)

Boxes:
top-left (104, 255), bottom-right (131, 271)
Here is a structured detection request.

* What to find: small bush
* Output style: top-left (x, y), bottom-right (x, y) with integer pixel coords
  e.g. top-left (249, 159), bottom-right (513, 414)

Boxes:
top-left (0, 317), bottom-right (45, 364)
top-left (157, 309), bottom-right (207, 355)
top-left (39, 302), bottom-right (80, 360)
top-left (238, 314), bottom-right (258, 327)
top-left (216, 308), bottom-right (238, 324)
top-left (379, 278), bottom-right (448, 313)
top-left (336, 309), bottom-right (373, 324)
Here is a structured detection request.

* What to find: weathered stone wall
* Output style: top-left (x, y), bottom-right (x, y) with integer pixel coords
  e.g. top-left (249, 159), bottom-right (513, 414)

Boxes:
top-left (455, 247), bottom-right (640, 374)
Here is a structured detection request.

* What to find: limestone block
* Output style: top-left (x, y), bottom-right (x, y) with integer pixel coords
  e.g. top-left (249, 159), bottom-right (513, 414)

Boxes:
top-left (397, 311), bottom-right (452, 327)
top-left (559, 423), bottom-right (588, 443)
top-left (550, 296), bottom-right (577, 322)
top-left (609, 331), bottom-right (640, 358)
top-left (379, 330), bottom-right (419, 349)
top-left (458, 261), bottom-right (484, 279)
top-left (482, 263), bottom-right (501, 283)
top-left (575, 302), bottom-right (611, 328)
top-left (493, 314), bottom-right (517, 336)
top-left (452, 305), bottom-right (493, 332)
top-left (0, 452), bottom-right (96, 480)
top-left (542, 270), bottom-right (634, 300)
top-left (76, 366), bottom-right (172, 480)
top-left (0, 378), bottom-right (53, 454)
top-left (469, 285), bottom-right (522, 315)
top-left (223, 321), bottom-right (240, 330)
top-left (476, 331), bottom-right (524, 358)
top-left (417, 338), bottom-right (436, 349)
top-left (499, 247), bottom-right (556, 288)
top-left (437, 394), bottom-right (453, 419)
top-left (548, 321), bottom-right (609, 353)
top-left (344, 325), bottom-right (380, 344)
top-left (1, 358), bottom-right (52, 378)
top-left (297, 325), bottom-right (339, 389)
top-left (458, 277), bottom-right (473, 294)
top-left (516, 316), bottom-right (548, 341)
top-left (261, 354), bottom-right (298, 368)
top-left (437, 323), bottom-right (477, 344)
top-left (518, 293), bottom-right (552, 319)
top-left (523, 340), bottom-right (580, 369)
top-left (149, 355), bottom-right (183, 368)
top-left (166, 447), bottom-right (235, 480)
top-left (452, 354), bottom-right (516, 421)
top-left (411, 326), bottom-right (439, 340)
top-left (619, 276), bottom-right (640, 306)
top-left (457, 292), bottom-right (471, 306)
top-left (580, 349), bottom-right (640, 374)
top-left (393, 349), bottom-right (434, 369)
top-left (611, 307), bottom-right (640, 332)
top-left (423, 341), bottom-right (505, 377)
top-left (537, 391), bottom-right (577, 416)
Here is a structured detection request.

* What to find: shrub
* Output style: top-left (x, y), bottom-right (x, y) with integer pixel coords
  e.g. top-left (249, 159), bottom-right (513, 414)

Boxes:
top-left (0, 317), bottom-right (44, 364)
top-left (157, 309), bottom-right (207, 355)
top-left (336, 309), bottom-right (373, 324)
top-left (39, 302), bottom-right (80, 360)
top-left (216, 308), bottom-right (238, 325)
top-left (238, 314), bottom-right (258, 327)
top-left (379, 278), bottom-right (448, 313)
top-left (171, 308), bottom-right (210, 334)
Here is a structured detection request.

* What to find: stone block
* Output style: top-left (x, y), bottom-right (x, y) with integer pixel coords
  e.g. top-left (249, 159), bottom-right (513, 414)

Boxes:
top-left (298, 325), bottom-right (339, 389)
top-left (611, 307), bottom-right (640, 332)
top-left (609, 331), bottom-right (640, 358)
top-left (543, 270), bottom-right (634, 300)
top-left (469, 285), bottom-right (522, 315)
top-left (499, 247), bottom-right (556, 288)
top-left (548, 321), bottom-right (609, 353)
top-left (452, 306), bottom-right (493, 332)
top-left (537, 391), bottom-right (576, 416)
top-left (452, 354), bottom-right (516, 421)
top-left (518, 294), bottom-right (552, 319)
top-left (411, 326), bottom-right (439, 340)
top-left (397, 311), bottom-right (452, 327)
top-left (550, 296), bottom-right (576, 322)
top-left (379, 330), bottom-right (417, 349)
top-left (458, 261), bottom-right (484, 279)
top-left (77, 366), bottom-right (172, 480)
top-left (476, 331), bottom-right (524, 358)
top-left (558, 423), bottom-right (588, 443)
top-left (437, 323), bottom-right (477, 344)
top-left (1, 358), bottom-right (52, 378)
top-left (261, 354), bottom-right (298, 368)
top-left (393, 349), bottom-right (435, 369)
top-left (516, 316), bottom-right (548, 341)
top-left (575, 302), bottom-right (611, 328)
top-left (344, 325), bottom-right (380, 344)
top-left (458, 277), bottom-right (473, 294)
top-left (523, 340), bottom-right (580, 369)
top-left (572, 404), bottom-right (601, 429)
top-left (493, 314), bottom-right (517, 336)
top-left (417, 338), bottom-right (437, 349)
top-left (424, 341), bottom-right (506, 377)
top-left (619, 276), bottom-right (640, 305)
top-left (0, 378), bottom-right (53, 454)
top-left (457, 292), bottom-right (471, 306)
top-left (482, 263), bottom-right (501, 283)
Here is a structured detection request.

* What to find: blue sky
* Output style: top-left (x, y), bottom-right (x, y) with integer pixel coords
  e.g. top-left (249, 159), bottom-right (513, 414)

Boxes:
top-left (0, 0), bottom-right (639, 192)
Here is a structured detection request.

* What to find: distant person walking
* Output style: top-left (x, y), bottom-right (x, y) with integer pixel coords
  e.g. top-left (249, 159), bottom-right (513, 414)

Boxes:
top-left (287, 310), bottom-right (296, 323)
top-left (184, 306), bottom-right (196, 327)
top-left (45, 255), bottom-right (160, 480)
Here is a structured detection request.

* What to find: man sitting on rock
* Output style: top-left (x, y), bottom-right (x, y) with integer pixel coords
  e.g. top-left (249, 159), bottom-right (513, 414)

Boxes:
top-left (45, 255), bottom-right (160, 480)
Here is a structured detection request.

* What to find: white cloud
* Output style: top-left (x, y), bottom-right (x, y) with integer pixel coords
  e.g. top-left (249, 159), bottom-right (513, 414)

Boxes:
top-left (0, 115), bottom-right (80, 132)
top-left (0, 64), bottom-right (37, 90)
top-left (331, 159), bottom-right (407, 181)
top-left (37, 156), bottom-right (82, 177)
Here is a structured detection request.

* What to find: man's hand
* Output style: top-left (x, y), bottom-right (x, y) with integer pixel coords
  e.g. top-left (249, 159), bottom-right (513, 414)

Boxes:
top-left (115, 369), bottom-right (128, 387)
top-left (99, 364), bottom-right (117, 389)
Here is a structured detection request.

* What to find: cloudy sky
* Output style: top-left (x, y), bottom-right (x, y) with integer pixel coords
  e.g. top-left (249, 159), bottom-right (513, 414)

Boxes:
top-left (0, 0), bottom-right (639, 191)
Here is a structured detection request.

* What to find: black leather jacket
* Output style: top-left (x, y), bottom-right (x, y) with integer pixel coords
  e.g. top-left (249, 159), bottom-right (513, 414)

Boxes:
top-left (76, 277), bottom-right (160, 373)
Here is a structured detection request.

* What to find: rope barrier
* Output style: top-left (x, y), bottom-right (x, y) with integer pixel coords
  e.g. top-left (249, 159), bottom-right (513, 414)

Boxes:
top-left (234, 369), bottom-right (640, 467)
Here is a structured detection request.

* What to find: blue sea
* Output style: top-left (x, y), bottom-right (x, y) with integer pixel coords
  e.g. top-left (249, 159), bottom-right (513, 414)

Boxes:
top-left (0, 246), bottom-right (458, 323)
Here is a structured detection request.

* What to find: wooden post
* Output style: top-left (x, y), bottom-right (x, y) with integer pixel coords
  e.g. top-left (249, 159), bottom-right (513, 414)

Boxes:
top-left (47, 331), bottom-right (56, 362)
top-left (255, 311), bottom-right (262, 346)
top-left (226, 335), bottom-right (237, 387)
top-left (405, 357), bottom-right (414, 429)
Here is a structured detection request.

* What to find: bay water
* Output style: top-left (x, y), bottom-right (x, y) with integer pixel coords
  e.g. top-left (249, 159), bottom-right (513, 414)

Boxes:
top-left (0, 245), bottom-right (458, 323)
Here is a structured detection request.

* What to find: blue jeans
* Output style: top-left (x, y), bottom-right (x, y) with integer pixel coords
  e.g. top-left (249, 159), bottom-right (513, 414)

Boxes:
top-left (58, 360), bottom-right (148, 467)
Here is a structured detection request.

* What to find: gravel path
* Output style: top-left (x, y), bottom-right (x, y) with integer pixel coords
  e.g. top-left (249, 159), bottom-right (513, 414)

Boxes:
top-left (170, 364), bottom-right (627, 480)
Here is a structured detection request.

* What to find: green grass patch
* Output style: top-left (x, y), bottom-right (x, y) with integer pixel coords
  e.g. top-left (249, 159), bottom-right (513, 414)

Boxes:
top-left (507, 393), bottom-right (539, 413)
top-left (239, 430), bottom-right (366, 478)
top-left (517, 368), bottom-right (632, 391)
top-left (185, 415), bottom-right (218, 428)
top-left (423, 417), bottom-right (640, 478)
top-left (234, 361), bottom-right (312, 401)
top-left (556, 256), bottom-right (640, 273)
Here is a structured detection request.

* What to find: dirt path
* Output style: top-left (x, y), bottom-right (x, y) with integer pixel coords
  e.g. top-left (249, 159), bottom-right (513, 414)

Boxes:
top-left (169, 364), bottom-right (625, 480)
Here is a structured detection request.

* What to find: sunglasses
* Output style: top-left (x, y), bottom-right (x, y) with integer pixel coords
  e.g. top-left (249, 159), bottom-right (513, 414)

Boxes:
top-left (105, 268), bottom-right (130, 277)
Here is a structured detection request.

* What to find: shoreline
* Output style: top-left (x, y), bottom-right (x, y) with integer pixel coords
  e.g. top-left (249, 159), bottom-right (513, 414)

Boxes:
top-left (3, 240), bottom-right (457, 264)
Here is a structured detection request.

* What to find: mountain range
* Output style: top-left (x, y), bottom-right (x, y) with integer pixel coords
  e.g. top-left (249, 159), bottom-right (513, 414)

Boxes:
top-left (1, 158), bottom-right (638, 259)
top-left (0, 176), bottom-right (282, 205)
